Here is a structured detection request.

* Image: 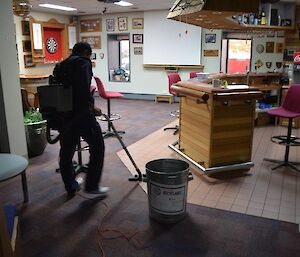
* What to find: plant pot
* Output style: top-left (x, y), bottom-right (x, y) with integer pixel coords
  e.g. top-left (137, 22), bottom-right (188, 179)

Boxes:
top-left (25, 120), bottom-right (47, 158)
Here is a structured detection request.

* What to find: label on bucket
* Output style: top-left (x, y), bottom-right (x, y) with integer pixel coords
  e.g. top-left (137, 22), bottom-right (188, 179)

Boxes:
top-left (149, 182), bottom-right (186, 214)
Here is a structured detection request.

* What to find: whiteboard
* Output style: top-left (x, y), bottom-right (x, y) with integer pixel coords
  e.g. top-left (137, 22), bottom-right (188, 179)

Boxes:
top-left (143, 11), bottom-right (202, 65)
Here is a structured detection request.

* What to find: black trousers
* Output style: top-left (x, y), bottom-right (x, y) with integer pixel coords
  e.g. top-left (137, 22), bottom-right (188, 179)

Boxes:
top-left (59, 113), bottom-right (105, 192)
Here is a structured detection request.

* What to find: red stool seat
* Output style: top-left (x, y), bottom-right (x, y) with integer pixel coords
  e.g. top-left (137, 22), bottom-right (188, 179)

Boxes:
top-left (93, 76), bottom-right (125, 138)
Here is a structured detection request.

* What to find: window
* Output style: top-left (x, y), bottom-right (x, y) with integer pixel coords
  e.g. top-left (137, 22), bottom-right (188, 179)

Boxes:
top-left (107, 34), bottom-right (130, 82)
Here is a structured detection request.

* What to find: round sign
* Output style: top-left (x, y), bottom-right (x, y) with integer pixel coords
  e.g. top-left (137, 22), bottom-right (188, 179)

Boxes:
top-left (256, 44), bottom-right (264, 54)
top-left (46, 37), bottom-right (58, 54)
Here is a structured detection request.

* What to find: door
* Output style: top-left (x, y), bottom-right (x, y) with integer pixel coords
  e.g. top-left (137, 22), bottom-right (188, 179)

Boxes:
top-left (227, 39), bottom-right (252, 73)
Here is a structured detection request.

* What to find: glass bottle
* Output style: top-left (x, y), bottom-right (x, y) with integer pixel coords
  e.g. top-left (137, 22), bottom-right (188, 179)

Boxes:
top-left (261, 10), bottom-right (267, 25)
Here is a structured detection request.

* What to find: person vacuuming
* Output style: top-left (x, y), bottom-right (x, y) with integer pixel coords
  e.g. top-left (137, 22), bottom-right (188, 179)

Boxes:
top-left (52, 42), bottom-right (109, 197)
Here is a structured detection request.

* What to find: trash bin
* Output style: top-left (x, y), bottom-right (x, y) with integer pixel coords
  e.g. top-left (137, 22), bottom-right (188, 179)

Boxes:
top-left (145, 158), bottom-right (192, 223)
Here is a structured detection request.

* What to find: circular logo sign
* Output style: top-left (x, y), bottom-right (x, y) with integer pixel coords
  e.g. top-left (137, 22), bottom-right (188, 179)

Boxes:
top-left (46, 37), bottom-right (58, 54)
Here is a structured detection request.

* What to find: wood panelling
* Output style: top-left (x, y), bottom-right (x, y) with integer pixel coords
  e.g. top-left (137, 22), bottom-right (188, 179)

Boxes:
top-left (175, 80), bottom-right (259, 170)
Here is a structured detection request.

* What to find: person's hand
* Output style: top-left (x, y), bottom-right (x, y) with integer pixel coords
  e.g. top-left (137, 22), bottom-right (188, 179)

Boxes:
top-left (93, 106), bottom-right (102, 116)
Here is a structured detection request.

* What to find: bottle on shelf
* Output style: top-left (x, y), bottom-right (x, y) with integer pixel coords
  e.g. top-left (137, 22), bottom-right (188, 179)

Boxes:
top-left (254, 14), bottom-right (259, 25)
top-left (261, 10), bottom-right (267, 25)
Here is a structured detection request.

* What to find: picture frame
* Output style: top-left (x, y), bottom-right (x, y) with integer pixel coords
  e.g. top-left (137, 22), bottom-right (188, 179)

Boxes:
top-left (80, 19), bottom-right (102, 33)
top-left (91, 52), bottom-right (97, 60)
top-left (132, 18), bottom-right (144, 29)
top-left (132, 34), bottom-right (143, 44)
top-left (266, 42), bottom-right (275, 53)
top-left (21, 20), bottom-right (30, 36)
top-left (22, 40), bottom-right (32, 52)
top-left (118, 17), bottom-right (128, 31)
top-left (134, 47), bottom-right (143, 55)
top-left (106, 18), bottom-right (115, 32)
top-left (205, 33), bottom-right (216, 43)
top-left (276, 43), bottom-right (284, 53)
top-left (203, 49), bottom-right (219, 57)
top-left (81, 36), bottom-right (101, 49)
top-left (23, 54), bottom-right (35, 68)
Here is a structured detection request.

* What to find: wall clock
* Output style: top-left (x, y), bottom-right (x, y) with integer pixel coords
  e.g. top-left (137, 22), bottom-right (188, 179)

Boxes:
top-left (256, 44), bottom-right (264, 54)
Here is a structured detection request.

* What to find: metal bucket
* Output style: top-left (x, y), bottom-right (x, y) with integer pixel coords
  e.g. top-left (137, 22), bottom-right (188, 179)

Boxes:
top-left (145, 158), bottom-right (192, 223)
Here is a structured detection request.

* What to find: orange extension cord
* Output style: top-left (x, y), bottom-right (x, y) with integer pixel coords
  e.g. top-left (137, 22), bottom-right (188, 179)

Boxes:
top-left (78, 182), bottom-right (147, 257)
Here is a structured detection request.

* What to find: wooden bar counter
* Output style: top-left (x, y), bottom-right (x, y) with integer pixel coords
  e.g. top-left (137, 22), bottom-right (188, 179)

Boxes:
top-left (170, 81), bottom-right (263, 174)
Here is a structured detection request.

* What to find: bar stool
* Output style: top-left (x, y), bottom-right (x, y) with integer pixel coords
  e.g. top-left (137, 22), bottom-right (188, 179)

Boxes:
top-left (93, 76), bottom-right (125, 138)
top-left (189, 69), bottom-right (203, 79)
top-left (0, 154), bottom-right (29, 203)
top-left (163, 73), bottom-right (181, 135)
top-left (264, 84), bottom-right (300, 172)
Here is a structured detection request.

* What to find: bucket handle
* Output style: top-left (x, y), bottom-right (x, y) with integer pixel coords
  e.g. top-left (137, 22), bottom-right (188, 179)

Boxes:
top-left (188, 172), bottom-right (193, 181)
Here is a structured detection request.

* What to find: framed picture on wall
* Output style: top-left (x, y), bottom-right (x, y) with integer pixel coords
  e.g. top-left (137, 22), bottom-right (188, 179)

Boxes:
top-left (134, 47), bottom-right (143, 55)
top-left (266, 42), bottom-right (275, 53)
top-left (118, 17), bottom-right (128, 31)
top-left (132, 34), bottom-right (143, 44)
top-left (276, 43), bottom-right (284, 53)
top-left (91, 53), bottom-right (97, 60)
top-left (205, 33), bottom-right (216, 43)
top-left (22, 40), bottom-right (32, 52)
top-left (21, 20), bottom-right (30, 36)
top-left (132, 18), bottom-right (144, 29)
top-left (80, 19), bottom-right (102, 33)
top-left (23, 54), bottom-right (35, 68)
top-left (81, 36), bottom-right (101, 49)
top-left (106, 18), bottom-right (115, 32)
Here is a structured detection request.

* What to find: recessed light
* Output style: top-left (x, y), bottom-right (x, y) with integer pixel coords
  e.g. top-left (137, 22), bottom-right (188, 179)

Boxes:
top-left (114, 1), bottom-right (133, 7)
top-left (38, 3), bottom-right (77, 11)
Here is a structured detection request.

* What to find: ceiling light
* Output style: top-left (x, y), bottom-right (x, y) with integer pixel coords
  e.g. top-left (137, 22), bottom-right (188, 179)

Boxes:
top-left (114, 1), bottom-right (133, 7)
top-left (38, 3), bottom-right (77, 11)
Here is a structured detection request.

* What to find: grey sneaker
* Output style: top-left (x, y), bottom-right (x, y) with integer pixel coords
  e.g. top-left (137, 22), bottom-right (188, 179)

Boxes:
top-left (84, 186), bottom-right (110, 195)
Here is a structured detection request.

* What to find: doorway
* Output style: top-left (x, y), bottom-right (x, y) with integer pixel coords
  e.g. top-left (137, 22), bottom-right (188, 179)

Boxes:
top-left (222, 39), bottom-right (252, 73)
top-left (107, 34), bottom-right (130, 82)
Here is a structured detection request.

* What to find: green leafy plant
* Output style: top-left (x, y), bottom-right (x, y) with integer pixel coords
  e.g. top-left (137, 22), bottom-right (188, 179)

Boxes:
top-left (23, 109), bottom-right (43, 125)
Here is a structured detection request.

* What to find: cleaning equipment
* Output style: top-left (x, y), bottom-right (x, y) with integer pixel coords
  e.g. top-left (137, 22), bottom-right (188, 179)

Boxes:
top-left (100, 113), bottom-right (144, 181)
top-left (145, 159), bottom-right (193, 223)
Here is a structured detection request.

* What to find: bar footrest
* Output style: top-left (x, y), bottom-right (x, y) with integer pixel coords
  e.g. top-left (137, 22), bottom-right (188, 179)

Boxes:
top-left (98, 113), bottom-right (121, 122)
top-left (271, 135), bottom-right (300, 146)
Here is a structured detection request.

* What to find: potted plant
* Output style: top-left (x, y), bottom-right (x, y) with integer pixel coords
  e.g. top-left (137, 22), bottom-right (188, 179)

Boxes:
top-left (24, 109), bottom-right (47, 158)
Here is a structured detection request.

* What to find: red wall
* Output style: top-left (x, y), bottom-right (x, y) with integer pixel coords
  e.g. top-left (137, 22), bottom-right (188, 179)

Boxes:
top-left (227, 59), bottom-right (250, 73)
top-left (44, 28), bottom-right (62, 62)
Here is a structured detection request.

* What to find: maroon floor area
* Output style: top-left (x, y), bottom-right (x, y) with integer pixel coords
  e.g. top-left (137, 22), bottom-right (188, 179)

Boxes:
top-left (1, 97), bottom-right (300, 257)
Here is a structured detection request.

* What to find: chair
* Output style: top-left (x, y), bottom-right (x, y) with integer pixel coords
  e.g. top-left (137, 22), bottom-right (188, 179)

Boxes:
top-left (264, 84), bottom-right (300, 172)
top-left (20, 88), bottom-right (39, 114)
top-left (163, 73), bottom-right (181, 135)
top-left (189, 69), bottom-right (204, 79)
top-left (0, 203), bottom-right (21, 257)
top-left (93, 76), bottom-right (125, 138)
top-left (0, 154), bottom-right (28, 203)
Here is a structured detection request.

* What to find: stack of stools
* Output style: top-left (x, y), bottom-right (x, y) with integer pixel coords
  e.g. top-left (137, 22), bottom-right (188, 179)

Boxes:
top-left (264, 84), bottom-right (300, 172)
